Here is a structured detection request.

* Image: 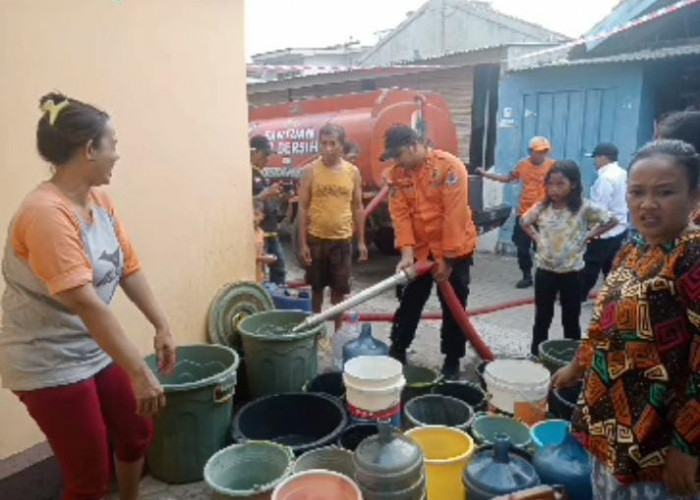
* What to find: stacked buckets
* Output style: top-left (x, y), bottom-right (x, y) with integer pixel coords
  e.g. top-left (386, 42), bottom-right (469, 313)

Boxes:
top-left (343, 355), bottom-right (406, 427)
top-left (149, 296), bottom-right (576, 500)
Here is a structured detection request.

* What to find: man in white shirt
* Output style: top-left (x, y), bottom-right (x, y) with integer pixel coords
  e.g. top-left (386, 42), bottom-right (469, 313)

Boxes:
top-left (580, 143), bottom-right (629, 301)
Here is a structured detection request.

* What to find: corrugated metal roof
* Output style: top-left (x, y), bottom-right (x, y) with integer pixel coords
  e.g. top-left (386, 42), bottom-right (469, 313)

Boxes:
top-left (393, 42), bottom-right (556, 65)
top-left (508, 42), bottom-right (700, 72)
top-left (358, 0), bottom-right (568, 65)
top-left (247, 66), bottom-right (446, 93)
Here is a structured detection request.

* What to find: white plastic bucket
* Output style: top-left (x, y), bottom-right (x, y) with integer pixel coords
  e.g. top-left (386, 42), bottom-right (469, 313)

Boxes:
top-left (344, 356), bottom-right (403, 388)
top-left (345, 379), bottom-right (406, 412)
top-left (484, 359), bottom-right (550, 420)
top-left (343, 356), bottom-right (405, 412)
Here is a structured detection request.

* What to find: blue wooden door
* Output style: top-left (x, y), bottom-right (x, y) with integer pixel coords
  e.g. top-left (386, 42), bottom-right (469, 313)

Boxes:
top-left (519, 88), bottom-right (619, 191)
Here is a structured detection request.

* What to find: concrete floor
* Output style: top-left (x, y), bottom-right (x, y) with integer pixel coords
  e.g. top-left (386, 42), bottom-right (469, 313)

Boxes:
top-left (107, 244), bottom-right (597, 499)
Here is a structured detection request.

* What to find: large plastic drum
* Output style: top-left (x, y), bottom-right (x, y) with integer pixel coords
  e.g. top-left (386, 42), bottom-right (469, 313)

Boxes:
top-left (145, 344), bottom-right (240, 483)
top-left (239, 310), bottom-right (324, 398)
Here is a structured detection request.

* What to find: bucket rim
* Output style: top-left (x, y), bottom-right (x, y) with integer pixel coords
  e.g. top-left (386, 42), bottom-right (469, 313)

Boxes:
top-left (484, 359), bottom-right (550, 387)
top-left (344, 375), bottom-right (406, 393)
top-left (552, 382), bottom-right (582, 409)
top-left (404, 394), bottom-right (475, 428)
top-left (403, 364), bottom-right (442, 388)
top-left (204, 440), bottom-right (294, 496)
top-left (148, 343), bottom-right (240, 392)
top-left (232, 392), bottom-right (348, 451)
top-left (404, 425), bottom-right (475, 465)
top-left (272, 469), bottom-right (362, 499)
top-left (239, 309), bottom-right (324, 341)
top-left (530, 418), bottom-right (571, 430)
top-left (343, 355), bottom-right (403, 381)
top-left (292, 446), bottom-right (355, 476)
top-left (471, 415), bottom-right (532, 447)
top-left (530, 419), bottom-right (572, 447)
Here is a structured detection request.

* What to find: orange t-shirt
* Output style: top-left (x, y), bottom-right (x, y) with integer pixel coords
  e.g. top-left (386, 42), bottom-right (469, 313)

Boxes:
top-left (1, 182), bottom-right (140, 391)
top-left (512, 158), bottom-right (555, 215)
top-left (10, 183), bottom-right (141, 295)
top-left (387, 149), bottom-right (477, 261)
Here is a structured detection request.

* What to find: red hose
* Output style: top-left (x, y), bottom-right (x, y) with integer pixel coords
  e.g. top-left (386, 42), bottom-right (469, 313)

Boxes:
top-left (342, 291), bottom-right (598, 321)
top-left (437, 280), bottom-right (495, 361)
top-left (363, 184), bottom-right (390, 219)
top-left (344, 297), bottom-right (534, 322)
top-left (404, 260), bottom-right (494, 361)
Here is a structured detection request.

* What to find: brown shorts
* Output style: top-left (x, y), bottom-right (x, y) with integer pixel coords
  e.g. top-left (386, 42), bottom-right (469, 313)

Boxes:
top-left (305, 235), bottom-right (352, 293)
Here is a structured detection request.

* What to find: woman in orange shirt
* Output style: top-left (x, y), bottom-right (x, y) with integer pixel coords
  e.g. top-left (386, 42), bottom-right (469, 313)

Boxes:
top-left (0, 93), bottom-right (176, 500)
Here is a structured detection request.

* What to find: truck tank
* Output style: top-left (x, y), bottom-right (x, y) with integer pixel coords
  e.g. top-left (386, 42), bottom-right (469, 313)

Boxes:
top-left (249, 89), bottom-right (509, 255)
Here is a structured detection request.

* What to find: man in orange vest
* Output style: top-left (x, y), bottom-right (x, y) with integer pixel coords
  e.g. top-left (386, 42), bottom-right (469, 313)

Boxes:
top-left (477, 136), bottom-right (554, 288)
top-left (298, 123), bottom-right (368, 332)
top-left (383, 125), bottom-right (477, 379)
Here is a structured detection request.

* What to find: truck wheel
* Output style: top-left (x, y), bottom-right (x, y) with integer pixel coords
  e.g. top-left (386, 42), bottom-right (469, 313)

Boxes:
top-left (373, 227), bottom-right (399, 255)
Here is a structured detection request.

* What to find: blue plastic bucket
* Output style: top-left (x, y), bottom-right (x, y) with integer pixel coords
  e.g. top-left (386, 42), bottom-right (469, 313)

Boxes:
top-left (530, 419), bottom-right (571, 449)
top-left (265, 283), bottom-right (312, 312)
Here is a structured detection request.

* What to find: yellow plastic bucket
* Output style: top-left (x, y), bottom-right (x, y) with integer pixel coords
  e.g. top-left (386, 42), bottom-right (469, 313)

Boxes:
top-left (405, 426), bottom-right (474, 500)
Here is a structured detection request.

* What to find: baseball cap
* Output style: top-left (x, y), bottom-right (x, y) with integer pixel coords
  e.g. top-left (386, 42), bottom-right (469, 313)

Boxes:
top-left (528, 136), bottom-right (551, 153)
top-left (586, 142), bottom-right (618, 158)
top-left (250, 135), bottom-right (275, 155)
top-left (381, 125), bottom-right (419, 161)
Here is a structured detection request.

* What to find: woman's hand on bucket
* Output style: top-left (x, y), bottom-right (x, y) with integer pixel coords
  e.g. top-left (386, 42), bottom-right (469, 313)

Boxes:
top-left (154, 326), bottom-right (177, 377)
top-left (132, 365), bottom-right (167, 416)
top-left (551, 360), bottom-right (584, 390)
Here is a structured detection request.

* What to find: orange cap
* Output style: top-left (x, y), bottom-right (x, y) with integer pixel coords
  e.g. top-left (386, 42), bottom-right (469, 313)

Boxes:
top-left (529, 136), bottom-right (551, 152)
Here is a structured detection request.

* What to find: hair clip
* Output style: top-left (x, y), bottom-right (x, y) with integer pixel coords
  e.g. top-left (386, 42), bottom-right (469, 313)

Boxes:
top-left (40, 99), bottom-right (70, 125)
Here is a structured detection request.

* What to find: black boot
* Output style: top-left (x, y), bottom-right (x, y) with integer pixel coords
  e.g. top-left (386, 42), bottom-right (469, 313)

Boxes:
top-left (441, 357), bottom-right (461, 380)
top-left (516, 271), bottom-right (533, 289)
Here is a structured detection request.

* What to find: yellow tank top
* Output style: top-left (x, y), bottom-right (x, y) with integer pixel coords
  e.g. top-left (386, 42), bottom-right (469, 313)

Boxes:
top-left (309, 159), bottom-right (356, 240)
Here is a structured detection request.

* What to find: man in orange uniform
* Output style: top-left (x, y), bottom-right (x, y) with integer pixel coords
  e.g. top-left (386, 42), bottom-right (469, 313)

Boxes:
top-left (477, 136), bottom-right (554, 288)
top-left (383, 125), bottom-right (477, 379)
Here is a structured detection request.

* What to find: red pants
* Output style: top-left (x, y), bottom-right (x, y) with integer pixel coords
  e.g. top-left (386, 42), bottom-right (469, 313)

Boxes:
top-left (15, 364), bottom-right (154, 500)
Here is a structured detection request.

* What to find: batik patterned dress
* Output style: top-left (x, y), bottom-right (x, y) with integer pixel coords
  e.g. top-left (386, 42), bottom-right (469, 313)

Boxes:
top-left (572, 228), bottom-right (700, 488)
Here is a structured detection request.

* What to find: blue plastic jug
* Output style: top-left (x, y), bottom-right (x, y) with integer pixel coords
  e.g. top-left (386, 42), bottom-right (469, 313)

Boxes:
top-left (533, 430), bottom-right (592, 500)
top-left (463, 434), bottom-right (540, 500)
top-left (342, 324), bottom-right (388, 363)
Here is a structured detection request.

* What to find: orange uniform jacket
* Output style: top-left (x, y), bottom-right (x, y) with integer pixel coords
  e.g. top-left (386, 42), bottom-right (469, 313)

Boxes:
top-left (386, 149), bottom-right (477, 261)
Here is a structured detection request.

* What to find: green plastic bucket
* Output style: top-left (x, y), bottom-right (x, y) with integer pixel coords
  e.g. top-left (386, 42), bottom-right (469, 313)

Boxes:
top-left (204, 441), bottom-right (294, 499)
top-left (239, 310), bottom-right (325, 398)
top-left (145, 344), bottom-right (240, 484)
top-left (538, 339), bottom-right (581, 373)
top-left (401, 364), bottom-right (442, 405)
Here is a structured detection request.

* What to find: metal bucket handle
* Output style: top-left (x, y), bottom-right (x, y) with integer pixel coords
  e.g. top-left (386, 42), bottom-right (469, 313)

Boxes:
top-left (213, 370), bottom-right (237, 404)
